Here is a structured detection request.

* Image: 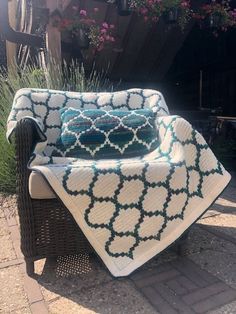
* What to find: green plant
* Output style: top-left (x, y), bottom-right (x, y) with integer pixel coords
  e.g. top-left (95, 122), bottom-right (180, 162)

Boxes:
top-left (193, 1), bottom-right (236, 33)
top-left (59, 7), bottom-right (115, 51)
top-left (130, 0), bottom-right (191, 28)
top-left (0, 61), bottom-right (113, 193)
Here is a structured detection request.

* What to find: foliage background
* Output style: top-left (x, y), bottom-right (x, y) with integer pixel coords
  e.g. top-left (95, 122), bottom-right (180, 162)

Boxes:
top-left (0, 61), bottom-right (113, 193)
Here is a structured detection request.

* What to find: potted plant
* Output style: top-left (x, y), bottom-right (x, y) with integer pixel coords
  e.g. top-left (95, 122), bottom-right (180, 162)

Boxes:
top-left (194, 1), bottom-right (236, 31)
top-left (130, 0), bottom-right (191, 28)
top-left (117, 0), bottom-right (132, 16)
top-left (165, 6), bottom-right (180, 24)
top-left (129, 0), bottom-right (164, 23)
top-left (60, 7), bottom-right (116, 51)
top-left (162, 0), bottom-right (191, 29)
top-left (71, 25), bottom-right (90, 49)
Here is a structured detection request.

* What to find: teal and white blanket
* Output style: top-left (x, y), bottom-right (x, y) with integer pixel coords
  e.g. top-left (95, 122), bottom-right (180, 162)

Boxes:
top-left (7, 88), bottom-right (231, 277)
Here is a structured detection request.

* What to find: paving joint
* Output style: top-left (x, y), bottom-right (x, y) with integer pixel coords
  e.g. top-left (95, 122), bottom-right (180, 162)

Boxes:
top-left (0, 258), bottom-right (24, 269)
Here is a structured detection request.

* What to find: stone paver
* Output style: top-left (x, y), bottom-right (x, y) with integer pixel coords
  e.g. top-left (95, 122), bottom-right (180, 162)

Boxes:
top-left (0, 266), bottom-right (30, 313)
top-left (11, 307), bottom-right (31, 314)
top-left (48, 280), bottom-right (157, 314)
top-left (131, 257), bottom-right (236, 314)
top-left (186, 225), bottom-right (236, 290)
top-left (0, 209), bottom-right (4, 219)
top-left (0, 218), bottom-right (16, 262)
top-left (200, 212), bottom-right (236, 239)
top-left (0, 234), bottom-right (17, 262)
top-left (208, 300), bottom-right (236, 314)
top-left (39, 255), bottom-right (113, 302)
top-left (0, 218), bottom-right (9, 236)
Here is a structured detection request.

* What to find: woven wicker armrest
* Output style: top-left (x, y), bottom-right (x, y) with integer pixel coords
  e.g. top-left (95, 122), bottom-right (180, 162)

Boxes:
top-left (14, 119), bottom-right (37, 181)
top-left (14, 119), bottom-right (39, 258)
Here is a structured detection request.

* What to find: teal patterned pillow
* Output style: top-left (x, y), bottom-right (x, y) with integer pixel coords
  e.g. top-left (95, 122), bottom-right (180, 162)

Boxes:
top-left (53, 107), bottom-right (159, 159)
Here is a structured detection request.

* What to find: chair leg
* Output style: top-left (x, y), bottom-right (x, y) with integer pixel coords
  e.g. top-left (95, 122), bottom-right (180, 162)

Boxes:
top-left (25, 258), bottom-right (35, 276)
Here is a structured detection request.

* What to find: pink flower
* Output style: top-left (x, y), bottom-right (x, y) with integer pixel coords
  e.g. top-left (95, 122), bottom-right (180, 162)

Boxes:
top-left (110, 24), bottom-right (115, 29)
top-left (101, 28), bottom-right (107, 34)
top-left (152, 16), bottom-right (159, 23)
top-left (80, 10), bottom-right (87, 16)
top-left (181, 1), bottom-right (189, 8)
top-left (102, 22), bottom-right (109, 29)
top-left (94, 7), bottom-right (99, 12)
top-left (140, 7), bottom-right (148, 15)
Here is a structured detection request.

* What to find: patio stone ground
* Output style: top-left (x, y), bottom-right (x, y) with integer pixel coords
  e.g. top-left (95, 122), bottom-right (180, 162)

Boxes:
top-left (0, 171), bottom-right (235, 313)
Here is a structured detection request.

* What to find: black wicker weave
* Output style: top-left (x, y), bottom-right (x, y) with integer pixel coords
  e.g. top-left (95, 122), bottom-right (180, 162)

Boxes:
top-left (15, 119), bottom-right (93, 276)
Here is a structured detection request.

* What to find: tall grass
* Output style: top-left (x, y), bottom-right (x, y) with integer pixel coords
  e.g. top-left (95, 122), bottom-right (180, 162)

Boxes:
top-left (0, 61), bottom-right (113, 193)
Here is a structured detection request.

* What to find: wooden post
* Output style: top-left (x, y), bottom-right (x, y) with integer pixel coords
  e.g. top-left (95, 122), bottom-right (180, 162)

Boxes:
top-left (6, 0), bottom-right (17, 69)
top-left (46, 0), bottom-right (65, 66)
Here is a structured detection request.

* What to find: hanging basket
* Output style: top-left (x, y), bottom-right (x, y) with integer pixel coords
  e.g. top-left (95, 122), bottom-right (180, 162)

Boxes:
top-left (117, 0), bottom-right (132, 16)
top-left (72, 28), bottom-right (90, 49)
top-left (205, 14), bottom-right (222, 28)
top-left (164, 7), bottom-right (180, 24)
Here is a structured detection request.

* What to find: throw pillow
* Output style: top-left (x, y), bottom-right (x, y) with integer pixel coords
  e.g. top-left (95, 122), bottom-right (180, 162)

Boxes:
top-left (53, 107), bottom-right (159, 159)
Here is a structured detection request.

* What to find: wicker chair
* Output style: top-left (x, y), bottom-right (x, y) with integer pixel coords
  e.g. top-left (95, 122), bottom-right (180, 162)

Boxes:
top-left (15, 119), bottom-right (95, 275)
top-left (15, 118), bottom-right (188, 277)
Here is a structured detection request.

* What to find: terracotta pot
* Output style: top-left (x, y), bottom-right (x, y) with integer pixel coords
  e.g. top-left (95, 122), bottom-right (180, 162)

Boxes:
top-left (117, 0), bottom-right (132, 16)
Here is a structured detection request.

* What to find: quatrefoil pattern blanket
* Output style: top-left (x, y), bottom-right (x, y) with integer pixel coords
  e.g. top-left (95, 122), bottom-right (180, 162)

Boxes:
top-left (7, 88), bottom-right (231, 277)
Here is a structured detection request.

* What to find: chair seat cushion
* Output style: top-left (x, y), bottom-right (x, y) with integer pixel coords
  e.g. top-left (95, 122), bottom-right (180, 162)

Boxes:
top-left (29, 171), bottom-right (56, 199)
top-left (53, 107), bottom-right (159, 159)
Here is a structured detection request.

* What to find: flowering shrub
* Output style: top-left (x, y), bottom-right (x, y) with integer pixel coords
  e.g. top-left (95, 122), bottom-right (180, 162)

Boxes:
top-left (193, 1), bottom-right (236, 32)
top-left (163, 0), bottom-right (192, 29)
top-left (58, 1), bottom-right (236, 45)
top-left (130, 0), bottom-right (191, 29)
top-left (128, 0), bottom-right (236, 31)
top-left (130, 0), bottom-right (164, 23)
top-left (60, 7), bottom-right (115, 51)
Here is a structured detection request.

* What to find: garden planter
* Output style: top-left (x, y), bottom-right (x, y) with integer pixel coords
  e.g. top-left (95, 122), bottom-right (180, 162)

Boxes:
top-left (117, 0), bottom-right (132, 16)
top-left (72, 28), bottom-right (89, 49)
top-left (164, 7), bottom-right (180, 24)
top-left (206, 14), bottom-right (222, 28)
